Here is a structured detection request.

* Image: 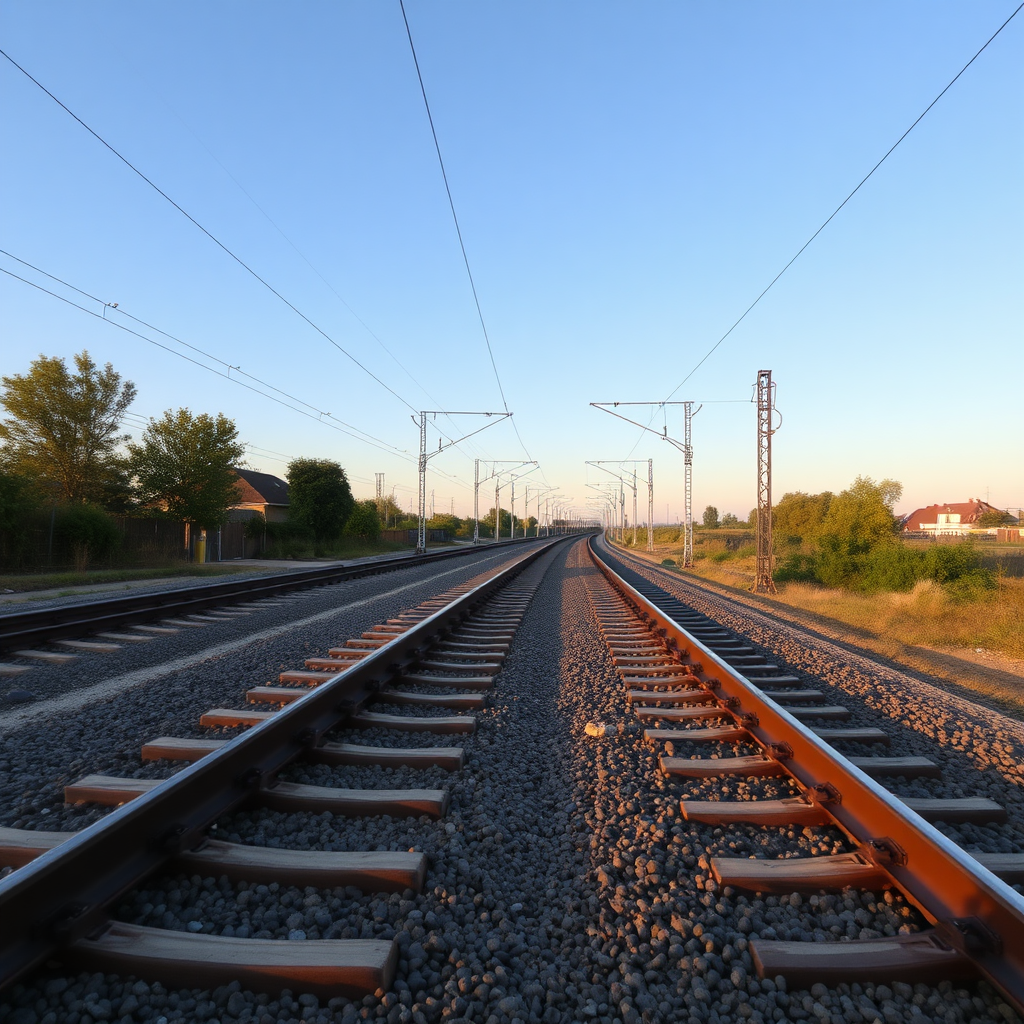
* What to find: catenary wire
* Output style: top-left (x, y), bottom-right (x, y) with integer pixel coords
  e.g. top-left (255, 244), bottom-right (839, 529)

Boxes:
top-left (0, 250), bottom-right (409, 457)
top-left (621, 1), bottom-right (1023, 460)
top-left (0, 47), bottom-right (419, 415)
top-left (121, 58), bottom-right (499, 464)
top-left (396, 0), bottom-right (540, 473)
top-left (1, 261), bottom-right (481, 495)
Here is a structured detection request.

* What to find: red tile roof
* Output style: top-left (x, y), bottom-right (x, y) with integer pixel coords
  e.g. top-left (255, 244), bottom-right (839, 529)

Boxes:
top-left (901, 499), bottom-right (998, 531)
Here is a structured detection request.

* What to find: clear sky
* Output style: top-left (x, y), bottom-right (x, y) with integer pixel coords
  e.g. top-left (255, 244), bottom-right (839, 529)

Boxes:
top-left (2, 2), bottom-right (1021, 524)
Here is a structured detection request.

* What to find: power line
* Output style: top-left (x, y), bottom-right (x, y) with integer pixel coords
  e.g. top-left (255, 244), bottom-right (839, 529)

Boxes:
top-left (661, 2), bottom-right (1023, 404)
top-left (0, 47), bottom-right (418, 414)
top-left (396, 1), bottom-right (538, 469)
top-left (619, 2), bottom-right (1023, 460)
top-left (124, 57), bottom-right (489, 443)
top-left (0, 259), bottom-right (416, 460)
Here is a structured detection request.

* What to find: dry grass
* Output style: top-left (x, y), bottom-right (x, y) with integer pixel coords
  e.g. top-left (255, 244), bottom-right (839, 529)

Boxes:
top-left (613, 534), bottom-right (1024, 709)
top-left (763, 577), bottom-right (1024, 661)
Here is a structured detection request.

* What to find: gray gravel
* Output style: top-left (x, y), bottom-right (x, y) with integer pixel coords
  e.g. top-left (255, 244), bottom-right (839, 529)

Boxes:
top-left (1, 538), bottom-right (1020, 1024)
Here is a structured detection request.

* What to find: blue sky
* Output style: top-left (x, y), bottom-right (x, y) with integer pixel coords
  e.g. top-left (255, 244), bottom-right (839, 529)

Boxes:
top-left (2, 2), bottom-right (1021, 523)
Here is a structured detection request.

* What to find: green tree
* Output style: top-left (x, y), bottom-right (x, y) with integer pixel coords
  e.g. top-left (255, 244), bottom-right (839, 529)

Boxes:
top-left (702, 505), bottom-right (719, 529)
top-left (287, 458), bottom-right (354, 551)
top-left (345, 499), bottom-right (382, 541)
top-left (816, 477), bottom-right (903, 587)
top-left (773, 491), bottom-right (834, 545)
top-left (481, 507), bottom-right (513, 536)
top-left (128, 409), bottom-right (245, 529)
top-left (977, 509), bottom-right (1014, 527)
top-left (720, 512), bottom-right (739, 527)
top-left (427, 512), bottom-right (461, 535)
top-left (0, 351), bottom-right (136, 504)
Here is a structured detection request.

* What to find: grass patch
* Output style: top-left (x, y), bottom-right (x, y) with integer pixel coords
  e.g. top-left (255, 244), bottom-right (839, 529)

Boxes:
top-left (0, 564), bottom-right (253, 594)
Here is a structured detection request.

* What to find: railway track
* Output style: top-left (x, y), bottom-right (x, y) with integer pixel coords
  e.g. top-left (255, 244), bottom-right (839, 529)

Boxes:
top-left (0, 538), bottom-right (540, 659)
top-left (0, 539), bottom-right (562, 1000)
top-left (1, 535), bottom-right (1022, 1024)
top-left (588, 535), bottom-right (1024, 1008)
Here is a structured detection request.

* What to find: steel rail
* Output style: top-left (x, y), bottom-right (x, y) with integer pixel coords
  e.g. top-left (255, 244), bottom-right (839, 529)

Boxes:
top-left (589, 535), bottom-right (1024, 1010)
top-left (0, 537), bottom-right (542, 652)
top-left (0, 537), bottom-right (562, 991)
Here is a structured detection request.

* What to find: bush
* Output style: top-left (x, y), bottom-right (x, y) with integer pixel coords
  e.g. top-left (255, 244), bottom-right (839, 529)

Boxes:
top-left (0, 472), bottom-right (43, 570)
top-left (774, 553), bottom-right (818, 583)
top-left (923, 542), bottom-right (982, 584)
top-left (945, 569), bottom-right (997, 602)
top-left (54, 503), bottom-right (119, 570)
top-left (345, 500), bottom-right (381, 542)
top-left (243, 513), bottom-right (266, 540)
top-left (858, 543), bottom-right (923, 593)
top-left (661, 558), bottom-right (677, 568)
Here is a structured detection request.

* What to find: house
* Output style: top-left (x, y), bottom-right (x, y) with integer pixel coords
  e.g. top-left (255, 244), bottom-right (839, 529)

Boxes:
top-left (228, 469), bottom-right (290, 523)
top-left (900, 498), bottom-right (1001, 537)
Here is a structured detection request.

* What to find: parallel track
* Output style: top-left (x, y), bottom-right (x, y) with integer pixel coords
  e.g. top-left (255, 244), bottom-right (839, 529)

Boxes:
top-left (0, 538), bottom-right (542, 652)
top-left (0, 537), bottom-right (564, 994)
top-left (589, 535), bottom-right (1024, 1010)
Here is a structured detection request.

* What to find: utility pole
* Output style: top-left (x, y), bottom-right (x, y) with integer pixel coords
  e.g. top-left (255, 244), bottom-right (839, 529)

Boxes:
top-left (586, 461), bottom-right (646, 548)
top-left (590, 401), bottom-right (701, 567)
top-left (682, 401), bottom-right (694, 567)
top-left (753, 370), bottom-right (778, 593)
top-left (375, 473), bottom-right (385, 521)
top-left (413, 410), bottom-right (510, 553)
top-left (473, 460), bottom-right (537, 544)
top-left (647, 459), bottom-right (654, 552)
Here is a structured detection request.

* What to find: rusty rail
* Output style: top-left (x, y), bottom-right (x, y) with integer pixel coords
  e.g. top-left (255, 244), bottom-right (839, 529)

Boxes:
top-left (589, 535), bottom-right (1024, 1010)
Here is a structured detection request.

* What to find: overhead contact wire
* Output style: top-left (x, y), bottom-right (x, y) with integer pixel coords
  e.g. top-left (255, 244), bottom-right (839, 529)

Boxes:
top-left (0, 47), bottom-right (418, 414)
top-left (662, 1), bottom-right (1024, 403)
top-left (393, 0), bottom-right (536, 464)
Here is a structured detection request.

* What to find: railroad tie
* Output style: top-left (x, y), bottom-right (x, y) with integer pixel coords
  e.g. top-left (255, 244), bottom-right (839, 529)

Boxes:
top-left (349, 710), bottom-right (476, 734)
top-left (64, 774), bottom-right (449, 819)
top-left (711, 852), bottom-right (891, 893)
top-left (68, 922), bottom-right (398, 999)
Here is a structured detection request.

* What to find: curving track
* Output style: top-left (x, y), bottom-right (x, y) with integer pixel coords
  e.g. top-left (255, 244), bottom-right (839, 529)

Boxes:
top-left (1, 536), bottom-right (1023, 1024)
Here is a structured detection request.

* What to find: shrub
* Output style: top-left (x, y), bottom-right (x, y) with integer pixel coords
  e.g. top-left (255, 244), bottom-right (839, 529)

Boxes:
top-left (858, 542), bottom-right (924, 593)
top-left (243, 513), bottom-right (266, 540)
top-left (345, 500), bottom-right (381, 542)
top-left (945, 569), bottom-right (997, 602)
top-left (923, 542), bottom-right (982, 585)
top-left (0, 472), bottom-right (43, 570)
top-left (661, 558), bottom-right (677, 568)
top-left (54, 503), bottom-right (119, 570)
top-left (774, 553), bottom-right (818, 583)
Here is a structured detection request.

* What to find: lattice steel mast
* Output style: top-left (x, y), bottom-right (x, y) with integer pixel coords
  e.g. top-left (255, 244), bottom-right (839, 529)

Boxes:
top-left (752, 370), bottom-right (777, 593)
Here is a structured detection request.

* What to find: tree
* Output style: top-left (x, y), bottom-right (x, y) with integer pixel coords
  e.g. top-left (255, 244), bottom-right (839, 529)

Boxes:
top-left (0, 351), bottom-right (136, 504)
top-left (426, 512), bottom-right (461, 535)
top-left (978, 509), bottom-right (1015, 527)
top-left (702, 505), bottom-right (719, 529)
top-left (820, 476), bottom-right (902, 553)
top-left (345, 499), bottom-right (381, 541)
top-left (287, 458), bottom-right (354, 550)
top-left (773, 491), bottom-right (834, 545)
top-left (720, 512), bottom-right (739, 527)
top-left (481, 507), bottom-right (512, 536)
top-left (816, 476), bottom-right (903, 587)
top-left (128, 409), bottom-right (245, 529)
